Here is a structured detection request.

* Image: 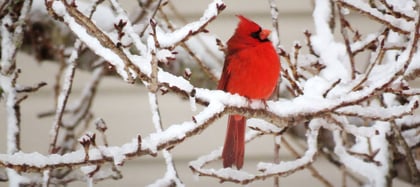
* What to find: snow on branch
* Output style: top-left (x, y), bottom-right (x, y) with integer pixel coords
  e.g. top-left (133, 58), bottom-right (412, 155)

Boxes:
top-left (1, 0), bottom-right (420, 186)
top-left (337, 0), bottom-right (414, 34)
top-left (189, 119), bottom-right (320, 185)
top-left (47, 1), bottom-right (136, 83)
top-left (155, 0), bottom-right (225, 48)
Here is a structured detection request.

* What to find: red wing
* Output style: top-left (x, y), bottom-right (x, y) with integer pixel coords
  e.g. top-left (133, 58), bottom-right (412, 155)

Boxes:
top-left (217, 57), bottom-right (232, 91)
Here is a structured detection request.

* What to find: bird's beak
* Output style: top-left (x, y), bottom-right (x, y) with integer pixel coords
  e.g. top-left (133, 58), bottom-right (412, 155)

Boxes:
top-left (259, 29), bottom-right (271, 40)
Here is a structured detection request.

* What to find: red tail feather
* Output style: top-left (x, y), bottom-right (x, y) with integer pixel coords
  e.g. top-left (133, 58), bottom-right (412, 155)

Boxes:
top-left (222, 115), bottom-right (246, 169)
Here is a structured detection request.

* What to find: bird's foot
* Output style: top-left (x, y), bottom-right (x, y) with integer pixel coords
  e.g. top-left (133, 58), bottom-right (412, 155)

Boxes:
top-left (261, 100), bottom-right (268, 109)
top-left (246, 98), bottom-right (268, 110)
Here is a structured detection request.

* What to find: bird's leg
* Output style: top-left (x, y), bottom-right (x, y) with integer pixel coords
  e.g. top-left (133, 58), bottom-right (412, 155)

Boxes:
top-left (245, 98), bottom-right (268, 110)
top-left (245, 97), bottom-right (252, 108)
top-left (261, 99), bottom-right (268, 109)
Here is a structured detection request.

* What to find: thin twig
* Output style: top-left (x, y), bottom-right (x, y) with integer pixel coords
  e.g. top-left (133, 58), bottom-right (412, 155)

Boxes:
top-left (158, 8), bottom-right (219, 82)
top-left (273, 135), bottom-right (281, 187)
top-left (337, 4), bottom-right (356, 79)
top-left (320, 150), bottom-right (364, 185)
top-left (352, 30), bottom-right (388, 91)
top-left (304, 30), bottom-right (319, 57)
top-left (378, 0), bottom-right (415, 21)
top-left (337, 0), bottom-right (412, 35)
top-left (47, 0), bottom-right (137, 83)
top-left (391, 120), bottom-right (420, 183)
top-left (282, 136), bottom-right (333, 187)
top-left (49, 41), bottom-right (81, 154)
top-left (138, 0), bottom-right (162, 37)
top-left (268, 0), bottom-right (281, 51)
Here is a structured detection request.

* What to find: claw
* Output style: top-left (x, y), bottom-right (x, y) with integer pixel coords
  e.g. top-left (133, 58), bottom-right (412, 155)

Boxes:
top-left (262, 100), bottom-right (268, 109)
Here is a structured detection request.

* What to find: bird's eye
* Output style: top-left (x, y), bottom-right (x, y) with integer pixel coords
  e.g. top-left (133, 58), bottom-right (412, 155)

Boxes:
top-left (250, 28), bottom-right (262, 40)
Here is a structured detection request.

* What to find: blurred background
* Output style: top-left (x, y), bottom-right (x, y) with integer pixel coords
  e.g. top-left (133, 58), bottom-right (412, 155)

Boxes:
top-left (0, 0), bottom-right (414, 186)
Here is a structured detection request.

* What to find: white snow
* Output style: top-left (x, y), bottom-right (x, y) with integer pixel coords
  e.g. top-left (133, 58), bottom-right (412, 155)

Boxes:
top-left (50, 1), bottom-right (134, 82)
top-left (302, 76), bottom-right (330, 98)
top-left (258, 119), bottom-right (320, 174)
top-left (350, 33), bottom-right (379, 52)
top-left (183, 34), bottom-right (224, 75)
top-left (0, 74), bottom-right (19, 154)
top-left (337, 96), bottom-right (418, 120)
top-left (148, 93), bottom-right (162, 132)
top-left (108, 0), bottom-right (148, 55)
top-left (335, 121), bottom-right (391, 187)
top-left (156, 49), bottom-right (175, 64)
top-left (247, 118), bottom-right (284, 133)
top-left (340, 0), bottom-right (414, 33)
top-left (384, 0), bottom-right (416, 18)
top-left (0, 15), bottom-right (14, 74)
top-left (1, 0), bottom-right (419, 186)
top-left (148, 150), bottom-right (184, 187)
top-left (51, 1), bottom-right (66, 16)
top-left (6, 169), bottom-right (30, 187)
top-left (311, 0), bottom-right (351, 82)
top-left (42, 170), bottom-right (50, 187)
top-left (80, 165), bottom-right (98, 175)
top-left (49, 41), bottom-right (80, 149)
top-left (406, 50), bottom-right (420, 77)
top-left (156, 0), bottom-right (224, 48)
top-left (189, 94), bottom-right (197, 112)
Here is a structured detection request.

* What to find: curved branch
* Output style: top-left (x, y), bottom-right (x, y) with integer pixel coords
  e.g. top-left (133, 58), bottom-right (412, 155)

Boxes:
top-left (337, 0), bottom-right (413, 35)
top-left (189, 119), bottom-right (320, 184)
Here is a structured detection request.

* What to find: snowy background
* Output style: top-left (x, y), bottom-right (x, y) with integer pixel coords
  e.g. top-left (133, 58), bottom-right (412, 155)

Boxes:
top-left (0, 0), bottom-right (419, 186)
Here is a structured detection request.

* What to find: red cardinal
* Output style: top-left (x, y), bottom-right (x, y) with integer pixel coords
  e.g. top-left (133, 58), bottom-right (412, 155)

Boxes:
top-left (218, 15), bottom-right (281, 169)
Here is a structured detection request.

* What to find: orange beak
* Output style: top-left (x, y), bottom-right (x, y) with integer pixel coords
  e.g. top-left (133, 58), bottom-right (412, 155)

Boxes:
top-left (259, 29), bottom-right (271, 40)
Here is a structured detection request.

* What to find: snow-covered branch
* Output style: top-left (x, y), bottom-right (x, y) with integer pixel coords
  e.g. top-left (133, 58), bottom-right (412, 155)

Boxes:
top-left (1, 0), bottom-right (420, 186)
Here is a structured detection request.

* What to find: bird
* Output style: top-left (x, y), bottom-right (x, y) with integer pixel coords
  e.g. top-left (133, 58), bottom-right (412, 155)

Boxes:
top-left (218, 15), bottom-right (281, 169)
